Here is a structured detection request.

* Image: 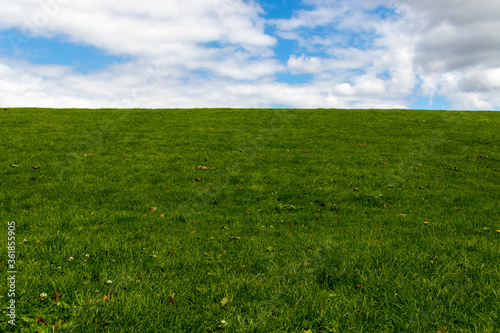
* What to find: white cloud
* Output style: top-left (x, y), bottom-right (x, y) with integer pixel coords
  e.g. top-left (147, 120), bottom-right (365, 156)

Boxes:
top-left (287, 55), bottom-right (323, 74)
top-left (394, 0), bottom-right (500, 109)
top-left (1, 0), bottom-right (278, 78)
top-left (270, 0), bottom-right (500, 110)
top-left (0, 0), bottom-right (499, 109)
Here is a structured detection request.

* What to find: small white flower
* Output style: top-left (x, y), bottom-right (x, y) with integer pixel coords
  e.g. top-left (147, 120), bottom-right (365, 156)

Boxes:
top-left (106, 280), bottom-right (112, 284)
top-left (23, 239), bottom-right (28, 243)
top-left (68, 257), bottom-right (74, 261)
top-left (85, 254), bottom-right (90, 258)
top-left (221, 320), bottom-right (227, 326)
top-left (40, 293), bottom-right (48, 299)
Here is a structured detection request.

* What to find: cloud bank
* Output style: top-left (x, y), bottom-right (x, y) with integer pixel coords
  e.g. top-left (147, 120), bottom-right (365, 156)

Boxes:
top-left (0, 0), bottom-right (499, 109)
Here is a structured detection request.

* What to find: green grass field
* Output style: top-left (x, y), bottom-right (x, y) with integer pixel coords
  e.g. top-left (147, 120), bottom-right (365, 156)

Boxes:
top-left (1, 108), bottom-right (499, 332)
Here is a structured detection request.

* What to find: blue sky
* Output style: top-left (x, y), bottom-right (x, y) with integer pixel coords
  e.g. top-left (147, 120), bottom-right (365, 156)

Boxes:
top-left (0, 29), bottom-right (127, 74)
top-left (0, 0), bottom-right (499, 109)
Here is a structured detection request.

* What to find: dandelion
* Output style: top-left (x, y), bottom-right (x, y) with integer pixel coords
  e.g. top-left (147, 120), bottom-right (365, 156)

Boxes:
top-left (40, 293), bottom-right (48, 299)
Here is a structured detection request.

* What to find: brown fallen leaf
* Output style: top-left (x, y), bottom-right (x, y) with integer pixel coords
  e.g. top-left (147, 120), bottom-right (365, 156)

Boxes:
top-left (306, 246), bottom-right (313, 251)
top-left (330, 204), bottom-right (337, 211)
top-left (55, 291), bottom-right (61, 302)
top-left (384, 203), bottom-right (389, 208)
top-left (29, 177), bottom-right (37, 181)
top-left (195, 178), bottom-right (201, 182)
top-left (149, 207), bottom-right (157, 212)
top-left (454, 167), bottom-right (459, 171)
top-left (354, 284), bottom-right (361, 290)
top-left (36, 318), bottom-right (48, 326)
top-left (32, 166), bottom-right (40, 170)
top-left (437, 326), bottom-right (446, 333)
top-left (217, 226), bottom-right (228, 230)
top-left (320, 202), bottom-right (326, 207)
top-left (353, 187), bottom-right (359, 191)
top-left (236, 186), bottom-right (244, 190)
top-left (169, 293), bottom-right (175, 305)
